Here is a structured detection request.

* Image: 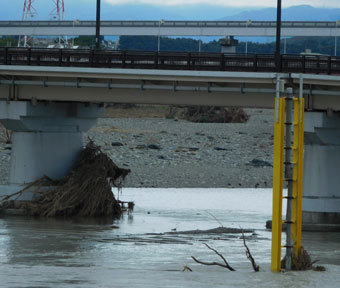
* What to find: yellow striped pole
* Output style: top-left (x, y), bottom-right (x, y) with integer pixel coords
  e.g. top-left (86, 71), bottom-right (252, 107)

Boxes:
top-left (271, 92), bottom-right (304, 272)
top-left (271, 97), bottom-right (285, 272)
top-left (291, 98), bottom-right (305, 254)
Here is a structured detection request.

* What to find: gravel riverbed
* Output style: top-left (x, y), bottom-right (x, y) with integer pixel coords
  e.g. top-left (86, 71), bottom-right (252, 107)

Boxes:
top-left (0, 109), bottom-right (274, 188)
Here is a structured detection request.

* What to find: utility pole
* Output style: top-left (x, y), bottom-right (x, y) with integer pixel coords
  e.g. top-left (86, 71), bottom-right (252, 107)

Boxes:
top-left (275, 0), bottom-right (282, 72)
top-left (96, 0), bottom-right (101, 49)
top-left (246, 19), bottom-right (252, 55)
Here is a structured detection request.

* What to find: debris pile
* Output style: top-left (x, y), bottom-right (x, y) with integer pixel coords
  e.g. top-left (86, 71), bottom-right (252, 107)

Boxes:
top-left (291, 247), bottom-right (313, 270)
top-left (183, 106), bottom-right (249, 123)
top-left (0, 141), bottom-right (131, 218)
top-left (281, 247), bottom-right (324, 271)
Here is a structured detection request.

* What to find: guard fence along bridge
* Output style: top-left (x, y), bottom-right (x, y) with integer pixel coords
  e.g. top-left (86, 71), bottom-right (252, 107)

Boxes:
top-left (1, 20), bottom-right (340, 37)
top-left (1, 48), bottom-right (340, 74)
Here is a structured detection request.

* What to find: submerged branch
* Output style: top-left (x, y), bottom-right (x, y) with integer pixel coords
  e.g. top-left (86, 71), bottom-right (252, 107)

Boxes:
top-left (191, 243), bottom-right (235, 271)
top-left (241, 230), bottom-right (260, 272)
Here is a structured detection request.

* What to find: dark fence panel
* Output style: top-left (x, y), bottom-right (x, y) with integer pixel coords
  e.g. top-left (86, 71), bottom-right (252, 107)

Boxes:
top-left (0, 48), bottom-right (339, 75)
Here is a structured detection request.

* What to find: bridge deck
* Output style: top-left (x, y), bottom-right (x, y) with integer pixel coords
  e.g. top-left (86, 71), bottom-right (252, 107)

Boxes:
top-left (1, 49), bottom-right (340, 111)
top-left (1, 63), bottom-right (340, 111)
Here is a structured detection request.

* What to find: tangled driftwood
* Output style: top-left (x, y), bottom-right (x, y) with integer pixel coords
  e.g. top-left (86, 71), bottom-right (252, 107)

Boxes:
top-left (191, 243), bottom-right (236, 271)
top-left (281, 246), bottom-right (321, 271)
top-left (1, 141), bottom-right (131, 218)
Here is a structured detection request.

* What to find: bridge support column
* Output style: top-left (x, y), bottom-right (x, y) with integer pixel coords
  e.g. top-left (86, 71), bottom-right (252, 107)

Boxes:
top-left (0, 101), bottom-right (104, 199)
top-left (303, 111), bottom-right (340, 226)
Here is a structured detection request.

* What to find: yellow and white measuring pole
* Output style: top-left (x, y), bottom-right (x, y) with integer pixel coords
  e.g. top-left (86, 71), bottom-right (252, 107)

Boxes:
top-left (271, 80), bottom-right (305, 272)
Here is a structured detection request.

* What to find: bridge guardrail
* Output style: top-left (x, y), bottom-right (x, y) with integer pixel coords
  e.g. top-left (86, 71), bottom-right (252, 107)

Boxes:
top-left (1, 48), bottom-right (340, 74)
top-left (0, 20), bottom-right (338, 28)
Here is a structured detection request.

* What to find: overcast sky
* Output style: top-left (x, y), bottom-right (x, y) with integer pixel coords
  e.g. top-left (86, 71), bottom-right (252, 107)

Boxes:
top-left (103, 0), bottom-right (340, 7)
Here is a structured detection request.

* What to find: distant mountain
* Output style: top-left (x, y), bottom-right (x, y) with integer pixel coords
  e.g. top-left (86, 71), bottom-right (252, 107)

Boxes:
top-left (3, 2), bottom-right (339, 22)
top-left (220, 5), bottom-right (340, 21)
top-left (1, 1), bottom-right (258, 21)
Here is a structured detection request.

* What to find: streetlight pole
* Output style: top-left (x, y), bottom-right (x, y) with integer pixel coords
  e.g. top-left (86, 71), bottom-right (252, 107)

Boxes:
top-left (246, 19), bottom-right (252, 54)
top-left (199, 26), bottom-right (202, 53)
top-left (72, 19), bottom-right (80, 48)
top-left (335, 21), bottom-right (340, 56)
top-left (275, 0), bottom-right (282, 72)
top-left (158, 19), bottom-right (164, 52)
top-left (96, 0), bottom-right (101, 49)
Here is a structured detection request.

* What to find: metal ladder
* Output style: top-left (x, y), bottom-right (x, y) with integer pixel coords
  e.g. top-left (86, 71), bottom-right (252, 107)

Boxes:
top-left (271, 88), bottom-right (305, 272)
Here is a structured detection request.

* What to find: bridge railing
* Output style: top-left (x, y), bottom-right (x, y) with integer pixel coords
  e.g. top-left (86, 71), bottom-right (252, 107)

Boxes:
top-left (1, 47), bottom-right (340, 75)
top-left (0, 20), bottom-right (337, 28)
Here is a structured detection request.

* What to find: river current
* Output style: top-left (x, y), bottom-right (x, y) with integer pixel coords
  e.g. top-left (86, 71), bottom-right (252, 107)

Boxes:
top-left (0, 188), bottom-right (339, 287)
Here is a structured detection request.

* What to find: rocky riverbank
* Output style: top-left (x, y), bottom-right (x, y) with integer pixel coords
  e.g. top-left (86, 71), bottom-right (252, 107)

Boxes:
top-left (0, 108), bottom-right (274, 188)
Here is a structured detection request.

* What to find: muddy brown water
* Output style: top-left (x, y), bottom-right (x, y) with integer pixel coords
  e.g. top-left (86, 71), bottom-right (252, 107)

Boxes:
top-left (0, 188), bottom-right (339, 287)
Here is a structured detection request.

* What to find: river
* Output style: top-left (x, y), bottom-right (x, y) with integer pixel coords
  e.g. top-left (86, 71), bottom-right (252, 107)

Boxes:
top-left (0, 188), bottom-right (339, 287)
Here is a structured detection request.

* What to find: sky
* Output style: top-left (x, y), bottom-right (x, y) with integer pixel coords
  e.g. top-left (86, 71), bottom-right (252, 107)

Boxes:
top-left (103, 0), bottom-right (340, 8)
top-left (5, 0), bottom-right (340, 22)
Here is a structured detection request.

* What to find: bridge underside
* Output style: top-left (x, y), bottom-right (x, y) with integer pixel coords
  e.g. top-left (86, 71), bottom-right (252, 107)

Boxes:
top-left (1, 66), bottom-right (340, 111)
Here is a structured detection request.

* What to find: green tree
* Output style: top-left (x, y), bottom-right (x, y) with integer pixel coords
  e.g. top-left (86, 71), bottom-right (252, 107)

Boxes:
top-left (119, 35), bottom-right (339, 55)
top-left (0, 37), bottom-right (18, 47)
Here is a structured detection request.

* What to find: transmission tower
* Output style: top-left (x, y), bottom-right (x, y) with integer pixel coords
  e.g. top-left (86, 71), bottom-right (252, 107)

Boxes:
top-left (18, 0), bottom-right (68, 48)
top-left (18, 0), bottom-right (38, 47)
top-left (49, 0), bottom-right (65, 21)
top-left (49, 1), bottom-right (68, 47)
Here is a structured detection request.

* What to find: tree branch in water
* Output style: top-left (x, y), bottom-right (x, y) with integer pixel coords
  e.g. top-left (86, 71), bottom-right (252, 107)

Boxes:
top-left (191, 243), bottom-right (235, 271)
top-left (241, 230), bottom-right (260, 272)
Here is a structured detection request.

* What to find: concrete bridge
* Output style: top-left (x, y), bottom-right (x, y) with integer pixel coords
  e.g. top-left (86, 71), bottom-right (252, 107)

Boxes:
top-left (1, 20), bottom-right (340, 37)
top-left (0, 49), bottom-right (339, 227)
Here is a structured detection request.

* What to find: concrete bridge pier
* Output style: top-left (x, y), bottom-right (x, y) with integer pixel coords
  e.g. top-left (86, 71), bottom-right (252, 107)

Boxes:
top-left (0, 101), bottom-right (104, 200)
top-left (303, 111), bottom-right (340, 226)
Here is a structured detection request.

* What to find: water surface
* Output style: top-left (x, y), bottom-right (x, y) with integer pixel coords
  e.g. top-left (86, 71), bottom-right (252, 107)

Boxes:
top-left (0, 188), bottom-right (339, 287)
